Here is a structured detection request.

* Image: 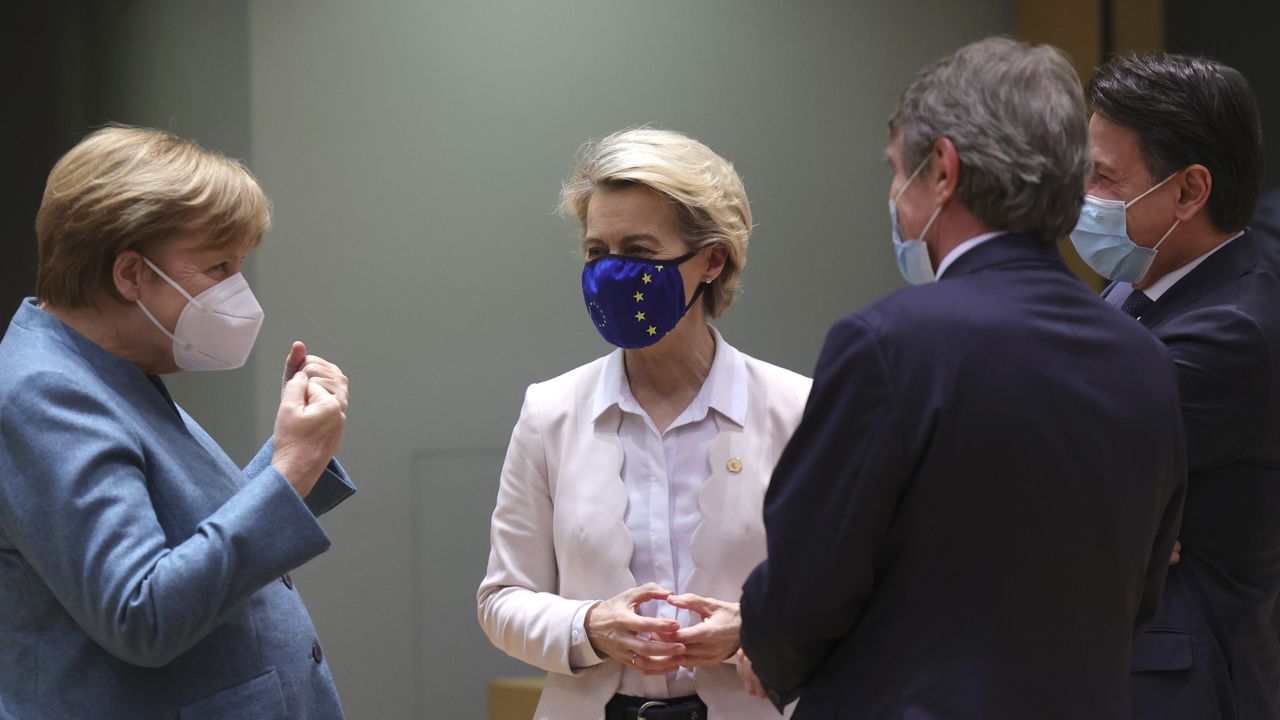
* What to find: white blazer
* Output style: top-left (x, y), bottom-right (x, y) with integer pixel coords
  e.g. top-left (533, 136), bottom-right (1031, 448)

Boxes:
top-left (478, 343), bottom-right (811, 720)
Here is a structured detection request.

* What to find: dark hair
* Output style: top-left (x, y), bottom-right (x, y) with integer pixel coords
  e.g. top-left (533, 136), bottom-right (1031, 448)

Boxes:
top-left (1088, 53), bottom-right (1263, 232)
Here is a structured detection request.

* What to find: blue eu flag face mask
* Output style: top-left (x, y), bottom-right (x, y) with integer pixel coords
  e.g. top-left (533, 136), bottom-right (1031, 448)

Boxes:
top-left (1069, 173), bottom-right (1180, 282)
top-left (890, 155), bottom-right (943, 285)
top-left (582, 251), bottom-right (707, 349)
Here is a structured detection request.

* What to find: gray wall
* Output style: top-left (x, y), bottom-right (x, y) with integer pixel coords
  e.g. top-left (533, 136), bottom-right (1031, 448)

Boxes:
top-left (1, 3), bottom-right (84, 337)
top-left (27, 0), bottom-right (262, 463)
top-left (246, 2), bottom-right (1011, 717)
top-left (84, 0), bottom-right (260, 464)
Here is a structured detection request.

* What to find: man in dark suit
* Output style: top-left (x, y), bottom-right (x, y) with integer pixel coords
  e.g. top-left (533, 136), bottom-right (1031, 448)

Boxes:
top-left (1076, 54), bottom-right (1280, 720)
top-left (738, 37), bottom-right (1186, 719)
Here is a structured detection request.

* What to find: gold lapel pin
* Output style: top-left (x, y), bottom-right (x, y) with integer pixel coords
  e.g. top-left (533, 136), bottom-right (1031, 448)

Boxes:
top-left (726, 457), bottom-right (743, 473)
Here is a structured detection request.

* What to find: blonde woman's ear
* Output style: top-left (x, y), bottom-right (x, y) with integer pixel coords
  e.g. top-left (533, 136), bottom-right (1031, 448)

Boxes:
top-left (112, 251), bottom-right (147, 302)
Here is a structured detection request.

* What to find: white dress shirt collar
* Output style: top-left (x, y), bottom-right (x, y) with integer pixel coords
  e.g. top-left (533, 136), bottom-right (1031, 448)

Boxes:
top-left (591, 325), bottom-right (747, 429)
top-left (1139, 230), bottom-right (1244, 302)
top-left (1105, 231), bottom-right (1244, 306)
top-left (935, 230), bottom-right (1010, 280)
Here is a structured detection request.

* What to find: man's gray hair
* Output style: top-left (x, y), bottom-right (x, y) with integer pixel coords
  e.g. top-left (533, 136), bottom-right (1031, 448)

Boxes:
top-left (890, 37), bottom-right (1090, 243)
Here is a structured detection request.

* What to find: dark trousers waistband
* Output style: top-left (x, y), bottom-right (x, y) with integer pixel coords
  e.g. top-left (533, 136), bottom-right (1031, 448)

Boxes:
top-left (605, 693), bottom-right (707, 720)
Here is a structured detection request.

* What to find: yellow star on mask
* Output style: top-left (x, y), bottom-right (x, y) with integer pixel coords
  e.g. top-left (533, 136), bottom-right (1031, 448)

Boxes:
top-left (633, 291), bottom-right (644, 302)
top-left (646, 325), bottom-right (657, 336)
top-left (635, 311), bottom-right (646, 321)
top-left (641, 273), bottom-right (652, 284)
top-left (655, 265), bottom-right (664, 272)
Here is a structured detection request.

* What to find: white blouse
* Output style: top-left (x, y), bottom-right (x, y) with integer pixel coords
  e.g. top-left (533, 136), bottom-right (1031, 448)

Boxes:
top-left (568, 329), bottom-right (747, 699)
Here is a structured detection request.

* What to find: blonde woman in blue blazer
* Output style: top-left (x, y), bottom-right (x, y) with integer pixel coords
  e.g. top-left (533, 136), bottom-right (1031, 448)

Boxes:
top-left (478, 129), bottom-right (811, 720)
top-left (0, 127), bottom-right (353, 719)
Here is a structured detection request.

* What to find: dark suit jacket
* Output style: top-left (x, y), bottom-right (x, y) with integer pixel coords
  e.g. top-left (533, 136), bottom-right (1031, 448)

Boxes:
top-left (741, 234), bottom-right (1186, 720)
top-left (1111, 234), bottom-right (1280, 720)
top-left (1251, 188), bottom-right (1280, 278)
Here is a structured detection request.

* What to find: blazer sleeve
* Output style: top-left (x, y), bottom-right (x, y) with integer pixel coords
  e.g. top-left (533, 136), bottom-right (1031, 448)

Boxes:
top-left (243, 438), bottom-right (356, 518)
top-left (477, 385), bottom-right (595, 675)
top-left (1134, 352), bottom-right (1188, 636)
top-left (1136, 472), bottom-right (1186, 636)
top-left (0, 372), bottom-right (334, 668)
top-left (1162, 305), bottom-right (1272, 471)
top-left (741, 314), bottom-right (909, 707)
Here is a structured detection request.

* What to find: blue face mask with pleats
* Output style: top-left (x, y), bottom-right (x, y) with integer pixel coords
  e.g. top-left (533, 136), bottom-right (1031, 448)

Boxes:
top-left (889, 156), bottom-right (943, 285)
top-left (1069, 174), bottom-right (1179, 282)
top-left (582, 251), bottom-right (707, 349)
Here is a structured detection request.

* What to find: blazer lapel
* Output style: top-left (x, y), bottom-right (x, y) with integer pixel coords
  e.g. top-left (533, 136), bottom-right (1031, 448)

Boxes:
top-left (684, 376), bottom-right (769, 602)
top-left (581, 405), bottom-right (639, 593)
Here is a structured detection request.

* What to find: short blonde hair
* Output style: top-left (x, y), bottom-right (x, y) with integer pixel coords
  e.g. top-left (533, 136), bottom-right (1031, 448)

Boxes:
top-left (559, 128), bottom-right (751, 318)
top-left (35, 125), bottom-right (272, 308)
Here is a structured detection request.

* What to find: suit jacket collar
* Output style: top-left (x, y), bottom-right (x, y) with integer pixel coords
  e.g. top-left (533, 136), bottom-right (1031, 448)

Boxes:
top-left (938, 232), bottom-right (1066, 279)
top-left (1133, 233), bottom-right (1262, 328)
top-left (12, 298), bottom-right (175, 414)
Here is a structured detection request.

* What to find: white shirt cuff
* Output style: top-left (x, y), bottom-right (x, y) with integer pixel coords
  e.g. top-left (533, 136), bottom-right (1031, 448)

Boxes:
top-left (568, 601), bottom-right (605, 670)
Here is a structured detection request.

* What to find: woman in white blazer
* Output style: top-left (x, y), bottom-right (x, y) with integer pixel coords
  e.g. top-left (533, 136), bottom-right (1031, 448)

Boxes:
top-left (478, 128), bottom-right (811, 720)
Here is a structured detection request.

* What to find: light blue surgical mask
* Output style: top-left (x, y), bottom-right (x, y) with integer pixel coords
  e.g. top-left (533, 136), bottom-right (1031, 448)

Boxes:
top-left (1069, 174), bottom-right (1180, 282)
top-left (889, 156), bottom-right (943, 285)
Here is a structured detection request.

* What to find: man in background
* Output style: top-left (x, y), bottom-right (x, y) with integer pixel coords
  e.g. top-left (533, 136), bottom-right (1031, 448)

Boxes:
top-left (1072, 53), bottom-right (1280, 720)
top-left (740, 37), bottom-right (1186, 719)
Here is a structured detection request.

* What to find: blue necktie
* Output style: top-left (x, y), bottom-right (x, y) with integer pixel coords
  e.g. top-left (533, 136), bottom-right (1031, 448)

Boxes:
top-left (1120, 289), bottom-right (1154, 319)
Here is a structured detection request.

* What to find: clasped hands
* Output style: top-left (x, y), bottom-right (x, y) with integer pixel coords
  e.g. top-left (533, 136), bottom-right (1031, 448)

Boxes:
top-left (271, 341), bottom-right (349, 499)
top-left (585, 582), bottom-right (764, 695)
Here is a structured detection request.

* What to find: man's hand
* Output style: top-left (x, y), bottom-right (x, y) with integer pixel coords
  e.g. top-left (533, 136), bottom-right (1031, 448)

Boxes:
top-left (1170, 539), bottom-right (1182, 566)
top-left (736, 648), bottom-right (767, 699)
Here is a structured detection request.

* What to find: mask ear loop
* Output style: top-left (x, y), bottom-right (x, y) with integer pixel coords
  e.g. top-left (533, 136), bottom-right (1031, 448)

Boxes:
top-left (668, 248), bottom-right (713, 316)
top-left (682, 282), bottom-right (710, 315)
top-left (893, 154), bottom-right (933, 205)
top-left (1153, 219), bottom-right (1180, 250)
top-left (135, 296), bottom-right (196, 352)
top-left (895, 154), bottom-right (944, 243)
top-left (1124, 172), bottom-right (1179, 209)
top-left (916, 203), bottom-right (944, 244)
top-left (141, 256), bottom-right (201, 306)
top-left (136, 256), bottom-right (199, 351)
top-left (1125, 172), bottom-right (1181, 252)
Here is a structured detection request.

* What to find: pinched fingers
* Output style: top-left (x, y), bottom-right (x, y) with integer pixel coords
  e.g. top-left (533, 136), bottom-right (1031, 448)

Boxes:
top-left (625, 582), bottom-right (673, 608)
top-left (300, 355), bottom-right (346, 382)
top-left (306, 376), bottom-right (349, 411)
top-left (617, 613), bottom-right (681, 638)
top-left (665, 592), bottom-right (727, 618)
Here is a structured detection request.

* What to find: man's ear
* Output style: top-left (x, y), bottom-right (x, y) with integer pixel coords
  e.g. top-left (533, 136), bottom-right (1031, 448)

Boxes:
top-left (1174, 164), bottom-right (1212, 223)
top-left (931, 137), bottom-right (961, 204)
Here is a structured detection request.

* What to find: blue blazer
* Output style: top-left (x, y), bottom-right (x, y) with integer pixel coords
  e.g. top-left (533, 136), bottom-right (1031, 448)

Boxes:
top-left (1109, 234), bottom-right (1280, 720)
top-left (0, 299), bottom-right (355, 720)
top-left (741, 235), bottom-right (1186, 720)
